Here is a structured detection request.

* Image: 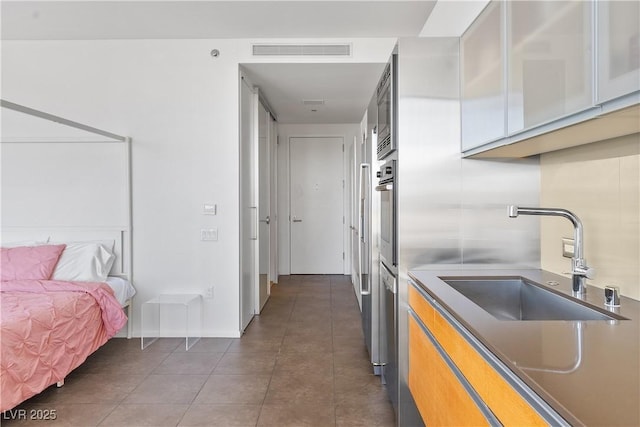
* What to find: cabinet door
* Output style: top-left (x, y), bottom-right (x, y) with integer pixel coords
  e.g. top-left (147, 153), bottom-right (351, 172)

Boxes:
top-left (409, 285), bottom-right (549, 426)
top-left (461, 1), bottom-right (505, 151)
top-left (408, 316), bottom-right (491, 426)
top-left (507, 1), bottom-right (593, 133)
top-left (598, 0), bottom-right (640, 103)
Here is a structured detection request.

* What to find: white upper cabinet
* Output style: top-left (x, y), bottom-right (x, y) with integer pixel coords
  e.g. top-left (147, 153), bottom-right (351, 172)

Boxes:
top-left (597, 0), bottom-right (640, 103)
top-left (507, 1), bottom-right (593, 134)
top-left (461, 0), bottom-right (640, 157)
top-left (461, 1), bottom-right (505, 151)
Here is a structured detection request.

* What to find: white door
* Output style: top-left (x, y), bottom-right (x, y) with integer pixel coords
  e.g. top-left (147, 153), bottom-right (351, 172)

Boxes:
top-left (290, 137), bottom-right (344, 274)
top-left (240, 77), bottom-right (257, 331)
top-left (257, 101), bottom-right (270, 312)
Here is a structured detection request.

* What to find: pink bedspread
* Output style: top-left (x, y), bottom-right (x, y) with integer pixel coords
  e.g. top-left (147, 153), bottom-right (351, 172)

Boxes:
top-left (0, 280), bottom-right (127, 412)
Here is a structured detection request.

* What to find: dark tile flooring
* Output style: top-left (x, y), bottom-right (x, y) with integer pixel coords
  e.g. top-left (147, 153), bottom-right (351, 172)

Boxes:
top-left (3, 275), bottom-right (396, 426)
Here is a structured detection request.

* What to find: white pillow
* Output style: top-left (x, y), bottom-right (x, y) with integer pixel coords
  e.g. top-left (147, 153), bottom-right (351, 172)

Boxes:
top-left (51, 241), bottom-right (116, 282)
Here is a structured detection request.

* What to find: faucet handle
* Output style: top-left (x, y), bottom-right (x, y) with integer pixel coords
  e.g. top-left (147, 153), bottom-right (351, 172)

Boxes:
top-left (573, 259), bottom-right (595, 279)
top-left (584, 267), bottom-right (595, 279)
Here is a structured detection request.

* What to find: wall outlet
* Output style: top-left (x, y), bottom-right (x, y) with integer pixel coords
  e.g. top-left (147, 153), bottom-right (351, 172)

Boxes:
top-left (562, 238), bottom-right (575, 258)
top-left (205, 286), bottom-right (214, 299)
top-left (200, 228), bottom-right (218, 241)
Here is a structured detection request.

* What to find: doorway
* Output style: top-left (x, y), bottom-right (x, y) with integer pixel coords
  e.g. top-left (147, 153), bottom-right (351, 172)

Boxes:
top-left (240, 73), bottom-right (279, 331)
top-left (289, 136), bottom-right (345, 274)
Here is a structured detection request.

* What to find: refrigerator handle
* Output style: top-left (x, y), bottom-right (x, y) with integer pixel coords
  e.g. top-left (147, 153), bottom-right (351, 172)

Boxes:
top-left (359, 163), bottom-right (371, 295)
top-left (359, 163), bottom-right (370, 243)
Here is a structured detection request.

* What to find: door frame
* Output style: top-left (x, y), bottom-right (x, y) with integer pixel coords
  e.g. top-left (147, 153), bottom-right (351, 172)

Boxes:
top-left (268, 117), bottom-right (279, 288)
top-left (239, 72), bottom-right (279, 326)
top-left (239, 72), bottom-right (258, 332)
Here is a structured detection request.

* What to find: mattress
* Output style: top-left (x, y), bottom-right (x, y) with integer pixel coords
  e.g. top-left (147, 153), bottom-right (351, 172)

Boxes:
top-left (105, 276), bottom-right (136, 306)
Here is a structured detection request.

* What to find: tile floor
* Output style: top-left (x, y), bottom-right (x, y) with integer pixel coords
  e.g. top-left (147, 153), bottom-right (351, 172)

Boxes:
top-left (3, 275), bottom-right (396, 426)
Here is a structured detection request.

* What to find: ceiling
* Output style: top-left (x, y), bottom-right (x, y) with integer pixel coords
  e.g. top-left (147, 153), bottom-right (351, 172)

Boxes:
top-left (242, 63), bottom-right (387, 123)
top-left (1, 1), bottom-right (436, 40)
top-left (1, 1), bottom-right (485, 124)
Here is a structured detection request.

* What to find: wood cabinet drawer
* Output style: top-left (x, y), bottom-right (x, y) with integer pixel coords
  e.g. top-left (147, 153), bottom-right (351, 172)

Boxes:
top-left (408, 315), bottom-right (490, 426)
top-left (409, 284), bottom-right (547, 426)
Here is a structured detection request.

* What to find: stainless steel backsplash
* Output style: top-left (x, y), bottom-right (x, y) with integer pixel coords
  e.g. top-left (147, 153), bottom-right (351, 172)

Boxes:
top-left (395, 37), bottom-right (541, 426)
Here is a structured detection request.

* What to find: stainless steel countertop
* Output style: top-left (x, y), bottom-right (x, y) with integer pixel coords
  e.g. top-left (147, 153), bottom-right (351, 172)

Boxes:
top-left (408, 268), bottom-right (640, 427)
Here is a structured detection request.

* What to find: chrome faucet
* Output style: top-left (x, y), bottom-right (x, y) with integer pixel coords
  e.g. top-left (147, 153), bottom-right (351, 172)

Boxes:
top-left (508, 206), bottom-right (594, 295)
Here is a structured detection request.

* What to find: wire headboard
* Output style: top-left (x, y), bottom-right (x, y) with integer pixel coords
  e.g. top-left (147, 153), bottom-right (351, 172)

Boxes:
top-left (0, 99), bottom-right (133, 280)
top-left (1, 99), bottom-right (134, 338)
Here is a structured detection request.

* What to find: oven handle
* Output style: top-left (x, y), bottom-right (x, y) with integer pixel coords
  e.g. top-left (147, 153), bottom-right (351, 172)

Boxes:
top-left (375, 183), bottom-right (393, 192)
top-left (380, 262), bottom-right (397, 293)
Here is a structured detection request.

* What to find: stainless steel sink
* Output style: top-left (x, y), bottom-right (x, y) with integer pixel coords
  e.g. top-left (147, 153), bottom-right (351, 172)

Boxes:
top-left (439, 277), bottom-right (626, 321)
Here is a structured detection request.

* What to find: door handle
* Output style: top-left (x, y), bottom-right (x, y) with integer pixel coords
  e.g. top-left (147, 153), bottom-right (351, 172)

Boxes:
top-left (260, 215), bottom-right (270, 225)
top-left (250, 207), bottom-right (258, 240)
top-left (292, 217), bottom-right (303, 223)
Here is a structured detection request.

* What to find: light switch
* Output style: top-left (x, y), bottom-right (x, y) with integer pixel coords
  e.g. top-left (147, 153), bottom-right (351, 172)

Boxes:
top-left (201, 228), bottom-right (218, 241)
top-left (204, 204), bottom-right (217, 215)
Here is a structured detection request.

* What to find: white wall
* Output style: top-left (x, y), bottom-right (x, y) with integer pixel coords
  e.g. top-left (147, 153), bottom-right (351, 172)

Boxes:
top-left (2, 39), bottom-right (243, 337)
top-left (277, 123), bottom-right (361, 276)
top-left (2, 142), bottom-right (128, 228)
top-left (1, 38), bottom-right (395, 337)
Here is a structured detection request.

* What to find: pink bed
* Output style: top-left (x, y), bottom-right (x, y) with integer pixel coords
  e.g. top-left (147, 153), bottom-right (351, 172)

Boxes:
top-left (0, 279), bottom-right (127, 412)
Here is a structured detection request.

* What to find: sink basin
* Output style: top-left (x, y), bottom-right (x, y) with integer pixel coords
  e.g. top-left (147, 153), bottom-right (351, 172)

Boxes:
top-left (439, 277), bottom-right (625, 321)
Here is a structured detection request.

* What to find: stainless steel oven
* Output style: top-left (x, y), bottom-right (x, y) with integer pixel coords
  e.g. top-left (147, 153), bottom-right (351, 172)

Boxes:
top-left (376, 159), bottom-right (398, 411)
top-left (375, 159), bottom-right (396, 268)
top-left (376, 55), bottom-right (397, 160)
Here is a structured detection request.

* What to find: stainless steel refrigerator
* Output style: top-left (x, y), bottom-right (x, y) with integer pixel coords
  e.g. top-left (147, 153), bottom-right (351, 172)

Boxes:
top-left (358, 93), bottom-right (383, 375)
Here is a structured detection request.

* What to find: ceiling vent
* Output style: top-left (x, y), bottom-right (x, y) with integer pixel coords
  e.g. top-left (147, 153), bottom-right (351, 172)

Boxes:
top-left (252, 44), bottom-right (351, 56)
top-left (302, 99), bottom-right (325, 106)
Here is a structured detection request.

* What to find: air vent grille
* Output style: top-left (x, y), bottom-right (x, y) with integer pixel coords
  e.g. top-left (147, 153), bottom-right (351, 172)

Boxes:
top-left (252, 44), bottom-right (351, 56)
top-left (377, 134), bottom-right (391, 157)
top-left (302, 99), bottom-right (325, 106)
